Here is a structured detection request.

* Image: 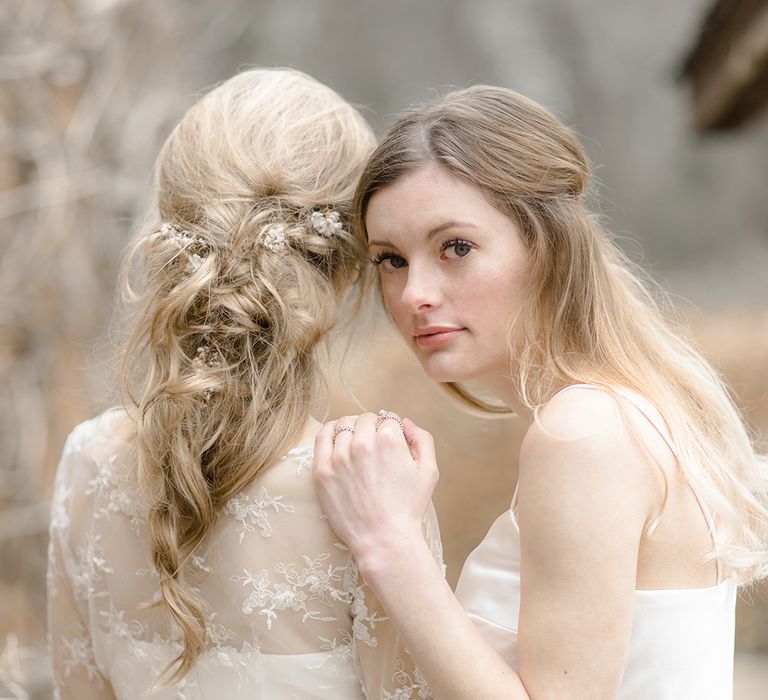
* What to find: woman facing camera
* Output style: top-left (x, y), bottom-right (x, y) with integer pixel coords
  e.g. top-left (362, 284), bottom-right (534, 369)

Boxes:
top-left (314, 85), bottom-right (768, 699)
top-left (47, 68), bottom-right (441, 699)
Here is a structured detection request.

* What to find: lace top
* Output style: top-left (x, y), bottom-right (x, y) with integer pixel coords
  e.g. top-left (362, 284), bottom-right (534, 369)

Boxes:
top-left (47, 409), bottom-right (442, 699)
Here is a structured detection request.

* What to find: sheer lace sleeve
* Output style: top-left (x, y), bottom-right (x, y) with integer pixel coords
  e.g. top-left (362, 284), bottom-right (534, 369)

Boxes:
top-left (350, 503), bottom-right (444, 700)
top-left (47, 425), bottom-right (118, 699)
top-left (46, 411), bottom-right (445, 699)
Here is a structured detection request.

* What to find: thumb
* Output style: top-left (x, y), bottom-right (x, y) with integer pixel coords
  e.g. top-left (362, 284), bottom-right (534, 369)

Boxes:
top-left (402, 418), bottom-right (436, 467)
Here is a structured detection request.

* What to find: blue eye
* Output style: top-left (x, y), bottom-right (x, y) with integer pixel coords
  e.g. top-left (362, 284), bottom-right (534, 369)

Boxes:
top-left (370, 251), bottom-right (407, 271)
top-left (441, 239), bottom-right (475, 259)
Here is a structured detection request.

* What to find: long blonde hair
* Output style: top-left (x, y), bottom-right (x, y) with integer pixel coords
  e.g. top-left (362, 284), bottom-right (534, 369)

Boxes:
top-left (119, 68), bottom-right (375, 682)
top-left (353, 85), bottom-right (768, 584)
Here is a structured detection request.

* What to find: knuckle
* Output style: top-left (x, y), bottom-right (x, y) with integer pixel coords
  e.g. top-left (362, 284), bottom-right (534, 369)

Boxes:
top-left (349, 438), bottom-right (372, 459)
top-left (378, 427), bottom-right (401, 445)
top-left (313, 465), bottom-right (329, 485)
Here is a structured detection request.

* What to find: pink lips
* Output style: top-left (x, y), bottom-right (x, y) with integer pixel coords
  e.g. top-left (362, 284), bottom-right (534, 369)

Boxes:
top-left (413, 326), bottom-right (465, 348)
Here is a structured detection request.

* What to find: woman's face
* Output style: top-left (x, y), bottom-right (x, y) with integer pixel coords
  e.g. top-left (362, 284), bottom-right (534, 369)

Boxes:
top-left (366, 165), bottom-right (529, 386)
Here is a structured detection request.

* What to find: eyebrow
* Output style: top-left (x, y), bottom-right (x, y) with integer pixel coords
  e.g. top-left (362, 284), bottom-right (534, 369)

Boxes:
top-left (368, 220), bottom-right (478, 248)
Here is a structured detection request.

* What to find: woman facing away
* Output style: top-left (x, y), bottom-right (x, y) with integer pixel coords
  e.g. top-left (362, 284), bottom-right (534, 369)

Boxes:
top-left (314, 85), bottom-right (768, 700)
top-left (46, 68), bottom-right (442, 700)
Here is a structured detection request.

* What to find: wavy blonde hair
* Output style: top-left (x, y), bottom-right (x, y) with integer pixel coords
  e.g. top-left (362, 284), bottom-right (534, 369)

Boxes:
top-left (353, 85), bottom-right (768, 584)
top-left (119, 68), bottom-right (375, 682)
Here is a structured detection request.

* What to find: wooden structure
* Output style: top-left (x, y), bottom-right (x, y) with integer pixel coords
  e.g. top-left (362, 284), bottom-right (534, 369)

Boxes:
top-left (681, 0), bottom-right (768, 130)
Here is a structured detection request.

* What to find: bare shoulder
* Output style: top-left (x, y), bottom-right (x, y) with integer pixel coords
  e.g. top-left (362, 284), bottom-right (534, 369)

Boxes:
top-left (527, 385), bottom-right (625, 443)
top-left (518, 387), bottom-right (659, 530)
top-left (515, 388), bottom-right (656, 697)
top-left (520, 387), bottom-right (627, 472)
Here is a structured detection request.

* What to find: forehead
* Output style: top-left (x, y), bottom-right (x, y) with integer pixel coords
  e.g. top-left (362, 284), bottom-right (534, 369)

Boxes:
top-left (366, 166), bottom-right (506, 244)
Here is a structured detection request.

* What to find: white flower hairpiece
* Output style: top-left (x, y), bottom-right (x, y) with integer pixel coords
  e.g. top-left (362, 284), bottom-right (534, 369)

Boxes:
top-left (160, 222), bottom-right (208, 271)
top-left (193, 342), bottom-right (222, 368)
top-left (186, 253), bottom-right (203, 272)
top-left (311, 210), bottom-right (343, 237)
top-left (256, 210), bottom-right (344, 255)
top-left (192, 341), bottom-right (222, 403)
top-left (261, 226), bottom-right (288, 253)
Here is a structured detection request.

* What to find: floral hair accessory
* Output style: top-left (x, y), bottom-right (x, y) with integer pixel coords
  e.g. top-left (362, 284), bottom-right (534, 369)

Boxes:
top-left (193, 342), bottom-right (222, 368)
top-left (160, 222), bottom-right (205, 248)
top-left (192, 341), bottom-right (222, 403)
top-left (160, 222), bottom-right (208, 271)
top-left (186, 253), bottom-right (203, 272)
top-left (310, 210), bottom-right (343, 237)
top-left (261, 225), bottom-right (288, 253)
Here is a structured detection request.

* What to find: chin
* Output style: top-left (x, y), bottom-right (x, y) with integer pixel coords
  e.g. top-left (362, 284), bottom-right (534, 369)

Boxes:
top-left (419, 356), bottom-right (478, 384)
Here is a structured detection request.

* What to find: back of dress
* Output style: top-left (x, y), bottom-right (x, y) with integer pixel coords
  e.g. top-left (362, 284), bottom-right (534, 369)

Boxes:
top-left (48, 410), bottom-right (441, 699)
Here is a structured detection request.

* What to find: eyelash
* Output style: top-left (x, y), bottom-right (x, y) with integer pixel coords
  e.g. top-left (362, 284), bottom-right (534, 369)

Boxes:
top-left (370, 250), bottom-right (401, 267)
top-left (440, 238), bottom-right (476, 257)
top-left (370, 238), bottom-right (477, 268)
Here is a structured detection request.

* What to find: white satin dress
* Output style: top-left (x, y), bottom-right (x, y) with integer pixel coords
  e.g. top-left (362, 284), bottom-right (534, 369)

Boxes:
top-left (455, 386), bottom-right (737, 700)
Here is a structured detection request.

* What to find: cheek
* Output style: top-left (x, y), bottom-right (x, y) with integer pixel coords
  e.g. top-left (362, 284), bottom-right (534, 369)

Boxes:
top-left (468, 267), bottom-right (527, 326)
top-left (379, 279), bottom-right (407, 326)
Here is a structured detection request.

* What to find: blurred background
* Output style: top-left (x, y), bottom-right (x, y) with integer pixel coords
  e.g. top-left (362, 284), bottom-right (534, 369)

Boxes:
top-left (1, 0), bottom-right (767, 697)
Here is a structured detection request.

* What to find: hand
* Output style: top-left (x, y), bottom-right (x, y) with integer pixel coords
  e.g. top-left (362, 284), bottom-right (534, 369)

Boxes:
top-left (313, 411), bottom-right (439, 567)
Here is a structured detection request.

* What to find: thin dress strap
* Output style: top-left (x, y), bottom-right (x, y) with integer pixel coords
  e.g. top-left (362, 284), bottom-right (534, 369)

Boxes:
top-left (534, 383), bottom-right (721, 583)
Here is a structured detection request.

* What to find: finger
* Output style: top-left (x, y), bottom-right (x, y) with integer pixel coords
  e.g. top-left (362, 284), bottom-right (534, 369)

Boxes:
top-left (314, 421), bottom-right (336, 474)
top-left (353, 411), bottom-right (378, 442)
top-left (330, 415), bottom-right (358, 449)
top-left (375, 409), bottom-right (405, 437)
top-left (402, 418), bottom-right (436, 466)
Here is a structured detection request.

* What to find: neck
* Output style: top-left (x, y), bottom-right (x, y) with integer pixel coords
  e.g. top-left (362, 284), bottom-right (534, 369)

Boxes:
top-left (474, 370), bottom-right (533, 422)
top-left (299, 416), bottom-right (324, 446)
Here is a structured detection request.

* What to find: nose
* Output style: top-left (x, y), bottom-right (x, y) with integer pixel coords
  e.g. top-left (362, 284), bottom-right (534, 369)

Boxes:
top-left (400, 263), bottom-right (440, 313)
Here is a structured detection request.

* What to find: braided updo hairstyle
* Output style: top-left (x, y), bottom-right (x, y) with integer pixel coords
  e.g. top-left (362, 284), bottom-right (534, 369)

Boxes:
top-left (118, 68), bottom-right (376, 681)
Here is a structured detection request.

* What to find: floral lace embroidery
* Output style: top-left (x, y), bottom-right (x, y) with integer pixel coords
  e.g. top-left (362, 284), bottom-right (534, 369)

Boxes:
top-left (98, 604), bottom-right (263, 688)
top-left (86, 451), bottom-right (147, 533)
top-left (191, 555), bottom-right (213, 574)
top-left (70, 533), bottom-right (113, 600)
top-left (232, 553), bottom-right (347, 630)
top-left (383, 659), bottom-right (432, 699)
top-left (225, 487), bottom-right (295, 542)
top-left (99, 606), bottom-right (146, 646)
top-left (49, 413), bottom-right (442, 698)
top-left (312, 634), bottom-right (354, 675)
top-left (50, 483), bottom-right (71, 532)
top-left (47, 538), bottom-right (61, 600)
top-left (281, 445), bottom-right (315, 477)
top-left (345, 558), bottom-right (387, 648)
top-left (60, 622), bottom-right (102, 685)
top-left (207, 640), bottom-right (262, 682)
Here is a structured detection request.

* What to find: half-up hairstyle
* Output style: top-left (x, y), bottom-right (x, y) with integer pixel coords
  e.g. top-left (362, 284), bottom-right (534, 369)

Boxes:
top-left (119, 68), bottom-right (375, 683)
top-left (353, 85), bottom-right (768, 585)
